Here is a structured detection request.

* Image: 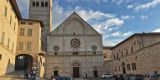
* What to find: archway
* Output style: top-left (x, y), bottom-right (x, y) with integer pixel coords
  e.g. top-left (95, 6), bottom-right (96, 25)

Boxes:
top-left (72, 62), bottom-right (80, 78)
top-left (15, 54), bottom-right (33, 70)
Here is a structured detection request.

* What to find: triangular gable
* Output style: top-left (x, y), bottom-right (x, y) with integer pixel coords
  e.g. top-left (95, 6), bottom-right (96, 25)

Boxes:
top-left (51, 12), bottom-right (101, 35)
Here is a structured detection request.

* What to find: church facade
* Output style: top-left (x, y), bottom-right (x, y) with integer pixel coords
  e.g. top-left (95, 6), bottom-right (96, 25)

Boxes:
top-left (45, 12), bottom-right (104, 78)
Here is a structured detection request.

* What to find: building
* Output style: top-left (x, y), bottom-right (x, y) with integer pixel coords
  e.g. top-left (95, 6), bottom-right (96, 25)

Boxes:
top-left (29, 0), bottom-right (52, 51)
top-left (45, 12), bottom-right (104, 78)
top-left (0, 0), bottom-right (45, 77)
top-left (0, 0), bottom-right (21, 76)
top-left (100, 46), bottom-right (113, 74)
top-left (15, 19), bottom-right (45, 77)
top-left (103, 46), bottom-right (112, 61)
top-left (110, 32), bottom-right (160, 75)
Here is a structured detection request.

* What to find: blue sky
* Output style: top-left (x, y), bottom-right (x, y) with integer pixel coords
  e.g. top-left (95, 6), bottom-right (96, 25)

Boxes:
top-left (16, 0), bottom-right (160, 46)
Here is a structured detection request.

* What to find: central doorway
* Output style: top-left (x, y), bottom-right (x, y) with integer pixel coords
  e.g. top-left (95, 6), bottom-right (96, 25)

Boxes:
top-left (73, 67), bottom-right (80, 78)
top-left (15, 54), bottom-right (33, 70)
top-left (72, 62), bottom-right (80, 78)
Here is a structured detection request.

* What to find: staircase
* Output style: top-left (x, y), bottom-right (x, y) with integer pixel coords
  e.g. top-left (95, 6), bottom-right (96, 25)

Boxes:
top-left (0, 71), bottom-right (26, 80)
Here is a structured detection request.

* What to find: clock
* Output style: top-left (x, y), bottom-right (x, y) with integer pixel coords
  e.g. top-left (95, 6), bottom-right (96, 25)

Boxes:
top-left (71, 38), bottom-right (80, 48)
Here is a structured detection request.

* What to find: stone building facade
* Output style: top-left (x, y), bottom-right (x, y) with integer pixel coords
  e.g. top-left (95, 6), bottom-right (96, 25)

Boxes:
top-left (110, 33), bottom-right (160, 75)
top-left (16, 19), bottom-right (45, 77)
top-left (0, 0), bottom-right (45, 77)
top-left (0, 0), bottom-right (20, 76)
top-left (29, 0), bottom-right (52, 51)
top-left (103, 46), bottom-right (112, 61)
top-left (45, 12), bottom-right (104, 78)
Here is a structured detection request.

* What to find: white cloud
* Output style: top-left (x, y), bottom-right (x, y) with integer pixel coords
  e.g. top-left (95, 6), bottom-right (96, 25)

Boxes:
top-left (111, 31), bottom-right (132, 37)
top-left (153, 28), bottom-right (160, 32)
top-left (104, 18), bottom-right (124, 29)
top-left (135, 0), bottom-right (160, 11)
top-left (76, 8), bottom-right (115, 21)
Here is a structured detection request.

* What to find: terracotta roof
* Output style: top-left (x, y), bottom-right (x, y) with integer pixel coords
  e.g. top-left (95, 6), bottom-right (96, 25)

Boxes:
top-left (9, 0), bottom-right (22, 19)
top-left (111, 32), bottom-right (160, 50)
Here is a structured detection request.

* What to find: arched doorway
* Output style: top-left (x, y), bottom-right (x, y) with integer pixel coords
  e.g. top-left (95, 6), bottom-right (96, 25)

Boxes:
top-left (72, 62), bottom-right (80, 78)
top-left (15, 54), bottom-right (33, 70)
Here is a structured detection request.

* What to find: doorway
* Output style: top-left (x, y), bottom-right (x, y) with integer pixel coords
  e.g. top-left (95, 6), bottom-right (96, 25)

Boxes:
top-left (73, 67), bottom-right (80, 78)
top-left (93, 70), bottom-right (98, 77)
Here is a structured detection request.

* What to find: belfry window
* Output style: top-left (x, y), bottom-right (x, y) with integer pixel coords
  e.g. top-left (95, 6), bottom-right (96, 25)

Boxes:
top-left (32, 1), bottom-right (35, 7)
top-left (36, 2), bottom-right (39, 7)
top-left (45, 2), bottom-right (48, 7)
top-left (41, 2), bottom-right (44, 7)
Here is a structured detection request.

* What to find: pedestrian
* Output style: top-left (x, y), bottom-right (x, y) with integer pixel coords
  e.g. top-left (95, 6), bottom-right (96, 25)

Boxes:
top-left (85, 73), bottom-right (88, 79)
top-left (113, 74), bottom-right (118, 80)
top-left (50, 76), bottom-right (54, 80)
top-left (119, 74), bottom-right (124, 80)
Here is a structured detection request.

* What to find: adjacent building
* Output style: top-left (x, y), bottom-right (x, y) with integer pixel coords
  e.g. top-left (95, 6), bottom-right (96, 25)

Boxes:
top-left (110, 33), bottom-right (160, 75)
top-left (0, 0), bottom-right (21, 76)
top-left (0, 0), bottom-right (45, 77)
top-left (15, 19), bottom-right (45, 77)
top-left (45, 12), bottom-right (104, 78)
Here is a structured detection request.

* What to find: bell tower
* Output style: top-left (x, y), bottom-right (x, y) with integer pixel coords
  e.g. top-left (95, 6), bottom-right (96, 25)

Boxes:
top-left (29, 0), bottom-right (52, 51)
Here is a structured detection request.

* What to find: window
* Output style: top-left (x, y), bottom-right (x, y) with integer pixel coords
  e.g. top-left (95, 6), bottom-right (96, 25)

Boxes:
top-left (20, 28), bottom-right (25, 36)
top-left (32, 1), bottom-right (35, 7)
top-left (5, 7), bottom-right (7, 16)
top-left (19, 42), bottom-right (24, 50)
top-left (131, 47), bottom-right (134, 53)
top-left (36, 2), bottom-right (39, 7)
top-left (10, 16), bottom-right (12, 24)
top-left (127, 64), bottom-right (131, 70)
top-left (73, 52), bottom-right (78, 55)
top-left (45, 2), bottom-right (48, 7)
top-left (121, 52), bottom-right (123, 57)
top-left (1, 32), bottom-right (5, 44)
top-left (126, 49), bottom-right (128, 55)
top-left (12, 43), bottom-right (14, 51)
top-left (114, 55), bottom-right (116, 60)
top-left (0, 54), bottom-right (2, 60)
top-left (132, 63), bottom-right (136, 70)
top-left (7, 38), bottom-right (10, 48)
top-left (26, 42), bottom-right (32, 51)
top-left (27, 29), bottom-right (32, 36)
top-left (29, 22), bottom-right (33, 25)
top-left (104, 56), bottom-right (106, 59)
top-left (21, 22), bottom-right (25, 24)
top-left (14, 23), bottom-right (16, 31)
top-left (41, 2), bottom-right (44, 7)
top-left (55, 52), bottom-right (58, 55)
top-left (93, 51), bottom-right (96, 54)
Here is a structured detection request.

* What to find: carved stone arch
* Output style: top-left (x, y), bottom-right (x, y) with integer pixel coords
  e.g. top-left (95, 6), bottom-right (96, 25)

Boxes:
top-left (71, 60), bottom-right (81, 67)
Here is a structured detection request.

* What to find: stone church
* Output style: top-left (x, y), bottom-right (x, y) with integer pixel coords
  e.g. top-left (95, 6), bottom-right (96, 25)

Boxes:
top-left (45, 12), bottom-right (104, 78)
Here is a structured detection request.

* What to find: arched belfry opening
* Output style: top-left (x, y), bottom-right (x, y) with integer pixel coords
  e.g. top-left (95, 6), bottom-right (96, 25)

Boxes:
top-left (15, 54), bottom-right (33, 70)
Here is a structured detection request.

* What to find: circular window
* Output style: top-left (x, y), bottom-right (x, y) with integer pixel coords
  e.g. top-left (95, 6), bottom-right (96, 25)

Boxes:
top-left (71, 38), bottom-right (80, 48)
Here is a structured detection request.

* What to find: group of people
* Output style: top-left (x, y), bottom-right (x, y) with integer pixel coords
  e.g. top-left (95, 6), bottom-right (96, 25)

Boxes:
top-left (113, 74), bottom-right (124, 80)
top-left (24, 68), bottom-right (36, 80)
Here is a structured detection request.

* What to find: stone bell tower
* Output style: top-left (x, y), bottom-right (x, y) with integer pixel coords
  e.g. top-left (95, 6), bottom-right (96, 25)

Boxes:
top-left (29, 0), bottom-right (52, 51)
